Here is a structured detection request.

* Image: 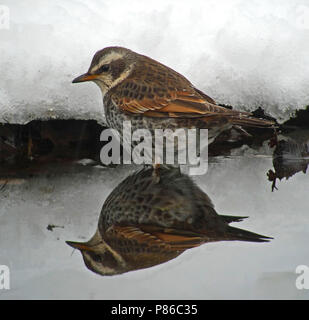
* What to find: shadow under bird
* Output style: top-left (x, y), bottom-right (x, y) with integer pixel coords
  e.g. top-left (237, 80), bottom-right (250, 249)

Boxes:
top-left (72, 46), bottom-right (275, 148)
top-left (67, 166), bottom-right (272, 276)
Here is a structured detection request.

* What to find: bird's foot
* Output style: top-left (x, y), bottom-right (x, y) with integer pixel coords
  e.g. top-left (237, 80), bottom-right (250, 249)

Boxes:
top-left (152, 163), bottom-right (161, 183)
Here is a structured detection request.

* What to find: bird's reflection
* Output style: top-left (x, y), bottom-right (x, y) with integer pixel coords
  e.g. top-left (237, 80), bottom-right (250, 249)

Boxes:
top-left (268, 132), bottom-right (309, 191)
top-left (67, 166), bottom-right (272, 276)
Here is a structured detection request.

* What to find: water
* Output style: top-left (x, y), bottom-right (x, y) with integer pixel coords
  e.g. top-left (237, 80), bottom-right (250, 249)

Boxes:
top-left (0, 145), bottom-right (308, 299)
top-left (1, 0), bottom-right (308, 301)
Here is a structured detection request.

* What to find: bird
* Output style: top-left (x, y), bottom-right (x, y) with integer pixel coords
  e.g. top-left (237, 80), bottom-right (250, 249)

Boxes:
top-left (267, 136), bottom-right (309, 191)
top-left (66, 166), bottom-right (272, 276)
top-left (72, 46), bottom-right (274, 149)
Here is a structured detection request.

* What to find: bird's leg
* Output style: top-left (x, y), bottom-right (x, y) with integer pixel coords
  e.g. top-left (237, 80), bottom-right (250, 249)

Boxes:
top-left (152, 163), bottom-right (161, 183)
top-left (152, 149), bottom-right (162, 182)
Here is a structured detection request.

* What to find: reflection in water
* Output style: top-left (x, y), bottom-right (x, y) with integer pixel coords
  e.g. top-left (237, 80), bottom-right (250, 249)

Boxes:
top-left (268, 133), bottom-right (309, 191)
top-left (67, 166), bottom-right (272, 276)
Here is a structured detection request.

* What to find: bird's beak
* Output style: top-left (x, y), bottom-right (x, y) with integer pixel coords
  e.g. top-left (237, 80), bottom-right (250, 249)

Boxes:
top-left (66, 240), bottom-right (94, 251)
top-left (72, 73), bottom-right (99, 83)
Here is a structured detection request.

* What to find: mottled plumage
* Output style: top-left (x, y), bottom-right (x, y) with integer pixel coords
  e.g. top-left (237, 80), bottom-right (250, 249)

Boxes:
top-left (67, 166), bottom-right (272, 276)
top-left (72, 47), bottom-right (275, 148)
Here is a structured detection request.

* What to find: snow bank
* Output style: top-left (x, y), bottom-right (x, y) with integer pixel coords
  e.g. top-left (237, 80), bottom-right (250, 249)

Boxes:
top-left (1, 0), bottom-right (309, 124)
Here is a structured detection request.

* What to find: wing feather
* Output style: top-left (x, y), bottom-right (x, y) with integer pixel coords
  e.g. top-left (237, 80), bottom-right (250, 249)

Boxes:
top-left (107, 56), bottom-right (275, 127)
top-left (106, 225), bottom-right (205, 252)
top-left (110, 78), bottom-right (236, 118)
top-left (107, 58), bottom-right (232, 118)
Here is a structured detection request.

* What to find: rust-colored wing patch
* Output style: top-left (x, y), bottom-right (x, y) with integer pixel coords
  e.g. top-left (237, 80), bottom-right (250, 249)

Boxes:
top-left (106, 225), bottom-right (205, 251)
top-left (107, 55), bottom-right (275, 128)
top-left (107, 54), bottom-right (234, 118)
top-left (110, 79), bottom-right (236, 118)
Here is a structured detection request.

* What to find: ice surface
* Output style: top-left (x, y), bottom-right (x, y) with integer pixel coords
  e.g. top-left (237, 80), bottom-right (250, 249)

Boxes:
top-left (0, 158), bottom-right (308, 299)
top-left (1, 0), bottom-right (309, 124)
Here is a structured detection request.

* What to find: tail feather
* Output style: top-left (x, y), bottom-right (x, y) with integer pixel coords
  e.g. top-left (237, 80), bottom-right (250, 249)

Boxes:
top-left (226, 226), bottom-right (273, 243)
top-left (220, 215), bottom-right (249, 223)
top-left (229, 116), bottom-right (276, 128)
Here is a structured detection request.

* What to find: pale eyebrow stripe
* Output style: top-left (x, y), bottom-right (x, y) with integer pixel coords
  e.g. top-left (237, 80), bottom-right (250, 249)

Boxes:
top-left (91, 52), bottom-right (124, 73)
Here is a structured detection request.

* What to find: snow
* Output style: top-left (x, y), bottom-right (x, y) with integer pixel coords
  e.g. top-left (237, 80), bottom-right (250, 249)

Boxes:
top-left (1, 0), bottom-right (309, 123)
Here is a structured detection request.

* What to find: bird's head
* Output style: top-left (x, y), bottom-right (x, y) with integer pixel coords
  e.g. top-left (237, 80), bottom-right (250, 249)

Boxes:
top-left (66, 229), bottom-right (127, 276)
top-left (72, 46), bottom-right (135, 94)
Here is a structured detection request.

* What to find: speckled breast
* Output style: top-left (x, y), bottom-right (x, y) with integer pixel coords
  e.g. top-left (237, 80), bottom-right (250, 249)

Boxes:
top-left (98, 167), bottom-right (202, 234)
top-left (103, 97), bottom-right (212, 162)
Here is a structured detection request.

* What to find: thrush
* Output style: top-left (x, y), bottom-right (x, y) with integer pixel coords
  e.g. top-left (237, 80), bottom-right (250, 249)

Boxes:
top-left (73, 46), bottom-right (274, 151)
top-left (66, 166), bottom-right (272, 276)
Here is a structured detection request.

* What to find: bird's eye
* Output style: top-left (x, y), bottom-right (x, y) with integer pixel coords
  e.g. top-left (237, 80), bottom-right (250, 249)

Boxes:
top-left (98, 64), bottom-right (110, 73)
top-left (92, 253), bottom-right (103, 263)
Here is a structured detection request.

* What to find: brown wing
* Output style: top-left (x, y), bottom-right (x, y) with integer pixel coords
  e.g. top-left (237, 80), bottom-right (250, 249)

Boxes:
top-left (108, 55), bottom-right (276, 127)
top-left (110, 80), bottom-right (240, 118)
top-left (108, 55), bottom-right (242, 118)
top-left (106, 225), bottom-right (206, 252)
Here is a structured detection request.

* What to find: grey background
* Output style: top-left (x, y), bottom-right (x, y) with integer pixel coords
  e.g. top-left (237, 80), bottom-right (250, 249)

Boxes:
top-left (0, 156), bottom-right (308, 299)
